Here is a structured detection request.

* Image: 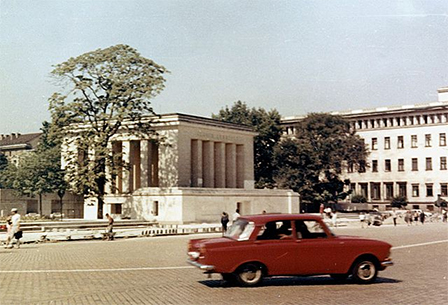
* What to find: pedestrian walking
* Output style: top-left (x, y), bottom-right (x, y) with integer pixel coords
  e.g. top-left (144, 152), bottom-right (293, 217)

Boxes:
top-left (443, 209), bottom-right (447, 223)
top-left (105, 213), bottom-right (114, 240)
top-left (6, 208), bottom-right (22, 248)
top-left (392, 210), bottom-right (397, 226)
top-left (220, 212), bottom-right (229, 234)
top-left (413, 211), bottom-right (419, 225)
top-left (404, 211), bottom-right (411, 226)
top-left (319, 203), bottom-right (324, 218)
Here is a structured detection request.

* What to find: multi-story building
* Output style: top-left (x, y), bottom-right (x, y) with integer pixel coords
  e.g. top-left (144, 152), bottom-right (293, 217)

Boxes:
top-left (282, 88), bottom-right (448, 211)
top-left (0, 132), bottom-right (41, 166)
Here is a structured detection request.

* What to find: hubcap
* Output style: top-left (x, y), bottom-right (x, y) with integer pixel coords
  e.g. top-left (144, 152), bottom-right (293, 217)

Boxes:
top-left (241, 266), bottom-right (261, 283)
top-left (357, 261), bottom-right (375, 280)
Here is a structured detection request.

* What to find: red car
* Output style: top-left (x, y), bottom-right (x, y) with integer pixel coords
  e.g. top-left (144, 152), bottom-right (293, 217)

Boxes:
top-left (187, 214), bottom-right (393, 286)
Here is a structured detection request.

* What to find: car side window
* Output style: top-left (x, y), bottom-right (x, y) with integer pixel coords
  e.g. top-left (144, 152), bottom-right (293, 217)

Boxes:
top-left (257, 220), bottom-right (293, 240)
top-left (295, 220), bottom-right (327, 239)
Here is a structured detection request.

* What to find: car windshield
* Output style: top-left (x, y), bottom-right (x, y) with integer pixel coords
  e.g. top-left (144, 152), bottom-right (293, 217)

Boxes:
top-left (224, 219), bottom-right (255, 241)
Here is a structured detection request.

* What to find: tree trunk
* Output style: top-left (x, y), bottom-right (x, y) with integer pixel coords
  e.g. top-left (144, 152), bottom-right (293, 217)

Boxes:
top-left (39, 193), bottom-right (43, 216)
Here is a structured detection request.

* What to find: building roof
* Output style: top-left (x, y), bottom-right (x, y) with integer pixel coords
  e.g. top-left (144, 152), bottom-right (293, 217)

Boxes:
top-left (0, 133), bottom-right (42, 151)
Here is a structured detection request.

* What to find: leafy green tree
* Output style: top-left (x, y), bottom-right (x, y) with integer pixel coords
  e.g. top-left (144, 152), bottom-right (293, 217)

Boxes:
top-left (49, 44), bottom-right (168, 218)
top-left (2, 122), bottom-right (67, 216)
top-left (390, 195), bottom-right (408, 208)
top-left (213, 101), bottom-right (283, 188)
top-left (0, 153), bottom-right (11, 188)
top-left (274, 113), bottom-right (368, 210)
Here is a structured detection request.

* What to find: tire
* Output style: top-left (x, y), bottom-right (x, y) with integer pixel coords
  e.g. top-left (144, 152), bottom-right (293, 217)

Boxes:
top-left (234, 263), bottom-right (264, 287)
top-left (351, 258), bottom-right (378, 284)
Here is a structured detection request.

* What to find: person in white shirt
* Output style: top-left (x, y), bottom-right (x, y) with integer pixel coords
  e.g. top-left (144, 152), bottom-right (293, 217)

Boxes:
top-left (8, 208), bottom-right (21, 248)
top-left (232, 209), bottom-right (241, 223)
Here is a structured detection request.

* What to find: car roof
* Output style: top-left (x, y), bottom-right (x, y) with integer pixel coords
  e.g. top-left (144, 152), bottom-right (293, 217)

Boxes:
top-left (239, 213), bottom-right (322, 225)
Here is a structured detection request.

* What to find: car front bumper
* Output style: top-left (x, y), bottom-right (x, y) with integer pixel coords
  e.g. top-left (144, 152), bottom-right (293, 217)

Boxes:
top-left (187, 259), bottom-right (215, 272)
top-left (380, 259), bottom-right (394, 270)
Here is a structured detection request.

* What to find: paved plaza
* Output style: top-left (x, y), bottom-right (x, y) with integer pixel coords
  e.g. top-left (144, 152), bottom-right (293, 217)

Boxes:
top-left (0, 221), bottom-right (447, 305)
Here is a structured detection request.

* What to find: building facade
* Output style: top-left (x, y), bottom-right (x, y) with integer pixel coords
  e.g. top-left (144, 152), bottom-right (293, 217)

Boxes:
top-left (0, 132), bottom-right (41, 166)
top-left (70, 113), bottom-right (299, 223)
top-left (281, 88), bottom-right (448, 211)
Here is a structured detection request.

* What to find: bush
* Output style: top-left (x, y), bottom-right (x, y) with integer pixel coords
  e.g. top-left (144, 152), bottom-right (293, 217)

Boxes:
top-left (351, 194), bottom-right (367, 203)
top-left (390, 195), bottom-right (408, 208)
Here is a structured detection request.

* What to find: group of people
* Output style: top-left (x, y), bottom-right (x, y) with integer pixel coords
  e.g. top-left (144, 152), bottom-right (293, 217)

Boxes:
top-left (220, 209), bottom-right (241, 234)
top-left (3, 208), bottom-right (22, 249)
top-left (403, 210), bottom-right (427, 225)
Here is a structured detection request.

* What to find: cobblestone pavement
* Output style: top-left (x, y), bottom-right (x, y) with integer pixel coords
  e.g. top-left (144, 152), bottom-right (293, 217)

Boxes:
top-left (0, 222), bottom-right (447, 305)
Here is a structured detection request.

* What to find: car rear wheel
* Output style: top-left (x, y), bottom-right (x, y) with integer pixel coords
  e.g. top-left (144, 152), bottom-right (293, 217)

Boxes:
top-left (352, 259), bottom-right (378, 284)
top-left (234, 262), bottom-right (264, 287)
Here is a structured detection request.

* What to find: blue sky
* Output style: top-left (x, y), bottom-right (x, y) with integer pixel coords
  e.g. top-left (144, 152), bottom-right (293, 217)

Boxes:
top-left (1, 0), bottom-right (447, 133)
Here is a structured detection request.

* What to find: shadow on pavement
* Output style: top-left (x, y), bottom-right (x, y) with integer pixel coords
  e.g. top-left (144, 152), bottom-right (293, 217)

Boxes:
top-left (200, 276), bottom-right (401, 288)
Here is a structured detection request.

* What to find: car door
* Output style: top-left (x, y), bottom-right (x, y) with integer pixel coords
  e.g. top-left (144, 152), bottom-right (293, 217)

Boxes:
top-left (291, 220), bottom-right (345, 275)
top-left (252, 220), bottom-right (298, 275)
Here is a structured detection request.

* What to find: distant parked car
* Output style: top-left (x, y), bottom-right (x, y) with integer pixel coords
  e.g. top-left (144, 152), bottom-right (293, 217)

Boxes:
top-left (187, 214), bottom-right (393, 286)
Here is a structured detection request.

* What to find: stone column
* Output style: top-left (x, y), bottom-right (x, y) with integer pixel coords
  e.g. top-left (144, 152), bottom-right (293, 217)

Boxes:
top-left (140, 140), bottom-right (150, 188)
top-left (122, 141), bottom-right (131, 193)
top-left (105, 142), bottom-right (113, 195)
top-left (191, 140), bottom-right (203, 187)
top-left (202, 141), bottom-right (214, 188)
top-left (226, 143), bottom-right (237, 188)
top-left (236, 144), bottom-right (244, 188)
top-left (130, 141), bottom-right (141, 191)
top-left (214, 142), bottom-right (225, 188)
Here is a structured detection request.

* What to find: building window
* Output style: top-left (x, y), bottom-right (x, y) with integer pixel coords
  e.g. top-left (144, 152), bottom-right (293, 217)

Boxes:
top-left (347, 161), bottom-right (354, 173)
top-left (360, 183), bottom-right (368, 198)
top-left (412, 158), bottom-right (418, 171)
top-left (411, 135), bottom-right (418, 148)
top-left (426, 157), bottom-right (432, 171)
top-left (371, 183), bottom-right (381, 200)
top-left (372, 160), bottom-right (378, 172)
top-left (441, 157), bottom-right (447, 170)
top-left (385, 183), bottom-right (394, 200)
top-left (441, 184), bottom-right (448, 196)
top-left (384, 137), bottom-right (390, 150)
top-left (385, 159), bottom-right (391, 172)
top-left (398, 182), bottom-right (407, 197)
top-left (111, 204), bottom-right (122, 214)
top-left (412, 184), bottom-right (419, 197)
top-left (371, 138), bottom-right (378, 150)
top-left (440, 133), bottom-right (446, 146)
top-left (398, 159), bottom-right (404, 171)
top-left (358, 160), bottom-right (366, 173)
top-left (426, 184), bottom-right (434, 197)
top-left (398, 182), bottom-right (408, 197)
top-left (397, 136), bottom-right (404, 149)
top-left (425, 134), bottom-right (432, 147)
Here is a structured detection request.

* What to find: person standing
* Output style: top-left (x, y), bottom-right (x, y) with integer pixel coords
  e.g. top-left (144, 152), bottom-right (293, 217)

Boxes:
top-left (419, 211), bottom-right (426, 225)
top-left (105, 213), bottom-right (114, 240)
top-left (359, 212), bottom-right (366, 228)
top-left (4, 216), bottom-right (13, 249)
top-left (331, 211), bottom-right (338, 227)
top-left (220, 212), bottom-right (229, 235)
top-left (232, 209), bottom-right (240, 223)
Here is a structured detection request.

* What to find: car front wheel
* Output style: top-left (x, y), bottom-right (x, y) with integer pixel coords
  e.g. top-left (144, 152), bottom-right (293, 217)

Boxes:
top-left (352, 259), bottom-right (378, 284)
top-left (235, 263), bottom-right (264, 287)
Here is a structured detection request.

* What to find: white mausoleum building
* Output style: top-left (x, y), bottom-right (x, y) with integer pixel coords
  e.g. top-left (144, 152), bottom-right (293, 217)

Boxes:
top-left (71, 113), bottom-right (299, 223)
top-left (282, 88), bottom-right (448, 211)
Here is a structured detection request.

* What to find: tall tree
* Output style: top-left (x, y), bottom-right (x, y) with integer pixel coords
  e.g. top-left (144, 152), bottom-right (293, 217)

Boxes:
top-left (49, 44), bottom-right (168, 218)
top-left (274, 113), bottom-right (368, 210)
top-left (213, 101), bottom-right (283, 188)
